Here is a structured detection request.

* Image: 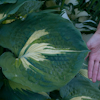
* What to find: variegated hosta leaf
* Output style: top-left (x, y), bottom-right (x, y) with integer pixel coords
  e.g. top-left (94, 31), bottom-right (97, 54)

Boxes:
top-left (0, 0), bottom-right (44, 23)
top-left (61, 9), bottom-right (70, 20)
top-left (0, 12), bottom-right (89, 92)
top-left (69, 96), bottom-right (92, 100)
top-left (79, 69), bottom-right (88, 79)
top-left (70, 8), bottom-right (89, 20)
top-left (15, 0), bottom-right (44, 18)
top-left (76, 0), bottom-right (100, 22)
top-left (0, 0), bottom-right (17, 4)
top-left (75, 20), bottom-right (97, 34)
top-left (0, 79), bottom-right (48, 100)
top-left (79, 60), bottom-right (100, 89)
top-left (65, 0), bottom-right (78, 5)
top-left (60, 75), bottom-right (100, 100)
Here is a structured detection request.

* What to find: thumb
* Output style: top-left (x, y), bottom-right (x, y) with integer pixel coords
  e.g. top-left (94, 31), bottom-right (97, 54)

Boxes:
top-left (87, 41), bottom-right (92, 50)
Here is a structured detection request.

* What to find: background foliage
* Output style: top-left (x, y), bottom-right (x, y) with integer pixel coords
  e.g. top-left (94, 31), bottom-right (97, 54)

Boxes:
top-left (0, 0), bottom-right (100, 100)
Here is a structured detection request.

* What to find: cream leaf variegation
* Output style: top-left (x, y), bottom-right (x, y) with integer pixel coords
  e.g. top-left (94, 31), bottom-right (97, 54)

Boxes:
top-left (19, 29), bottom-right (49, 57)
top-left (20, 42), bottom-right (85, 62)
top-left (19, 29), bottom-right (84, 63)
top-left (70, 96), bottom-right (92, 100)
top-left (0, 12), bottom-right (89, 93)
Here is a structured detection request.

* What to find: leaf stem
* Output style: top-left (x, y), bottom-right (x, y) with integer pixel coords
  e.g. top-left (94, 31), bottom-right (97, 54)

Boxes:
top-left (60, 0), bottom-right (65, 11)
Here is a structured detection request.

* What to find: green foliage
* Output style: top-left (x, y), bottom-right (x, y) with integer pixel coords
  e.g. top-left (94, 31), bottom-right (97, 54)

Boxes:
top-left (60, 74), bottom-right (100, 100)
top-left (64, 0), bottom-right (100, 34)
top-left (0, 12), bottom-right (88, 93)
top-left (76, 0), bottom-right (100, 22)
top-left (0, 0), bottom-right (44, 23)
top-left (0, 0), bottom-right (99, 100)
top-left (0, 70), bottom-right (48, 100)
top-left (0, 0), bottom-right (17, 4)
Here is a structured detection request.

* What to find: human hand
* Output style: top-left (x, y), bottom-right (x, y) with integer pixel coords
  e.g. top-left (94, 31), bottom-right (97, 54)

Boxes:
top-left (87, 33), bottom-right (100, 82)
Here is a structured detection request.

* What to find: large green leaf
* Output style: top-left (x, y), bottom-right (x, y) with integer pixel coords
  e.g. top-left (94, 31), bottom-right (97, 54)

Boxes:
top-left (0, 0), bottom-right (44, 23)
top-left (0, 0), bottom-right (17, 4)
top-left (0, 79), bottom-right (48, 100)
top-left (0, 12), bottom-right (89, 92)
top-left (60, 74), bottom-right (100, 100)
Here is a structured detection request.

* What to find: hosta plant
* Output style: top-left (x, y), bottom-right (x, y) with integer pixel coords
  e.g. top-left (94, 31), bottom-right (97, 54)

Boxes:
top-left (0, 0), bottom-right (100, 100)
top-left (65, 0), bottom-right (100, 34)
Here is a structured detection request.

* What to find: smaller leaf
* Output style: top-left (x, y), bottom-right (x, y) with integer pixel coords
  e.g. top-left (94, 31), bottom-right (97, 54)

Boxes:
top-left (46, 0), bottom-right (56, 8)
top-left (0, 0), bottom-right (44, 23)
top-left (16, 1), bottom-right (44, 18)
top-left (79, 69), bottom-right (88, 79)
top-left (65, 0), bottom-right (78, 5)
top-left (69, 96), bottom-right (92, 100)
top-left (60, 75), bottom-right (100, 100)
top-left (0, 79), bottom-right (49, 100)
top-left (0, 0), bottom-right (17, 4)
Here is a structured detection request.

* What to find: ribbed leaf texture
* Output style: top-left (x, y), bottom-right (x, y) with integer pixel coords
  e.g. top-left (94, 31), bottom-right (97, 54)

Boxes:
top-left (0, 0), bottom-right (44, 23)
top-left (60, 74), bottom-right (100, 100)
top-left (0, 12), bottom-right (89, 92)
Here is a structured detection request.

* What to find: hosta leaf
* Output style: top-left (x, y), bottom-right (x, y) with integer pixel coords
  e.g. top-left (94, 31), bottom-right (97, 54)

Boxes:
top-left (60, 75), bottom-right (100, 100)
top-left (62, 9), bottom-right (70, 20)
top-left (15, 0), bottom-right (44, 18)
top-left (0, 12), bottom-right (89, 92)
top-left (68, 96), bottom-right (92, 100)
top-left (83, 20), bottom-right (97, 28)
top-left (79, 69), bottom-right (88, 78)
top-left (0, 0), bottom-right (17, 4)
top-left (46, 0), bottom-right (56, 8)
top-left (0, 79), bottom-right (48, 100)
top-left (1, 15), bottom-right (16, 24)
top-left (75, 22), bottom-right (96, 33)
top-left (0, 0), bottom-right (44, 23)
top-left (76, 11), bottom-right (89, 18)
top-left (65, 0), bottom-right (78, 5)
top-left (79, 60), bottom-right (100, 89)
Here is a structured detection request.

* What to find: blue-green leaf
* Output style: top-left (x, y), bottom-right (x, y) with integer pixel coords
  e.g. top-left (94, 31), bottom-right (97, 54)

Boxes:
top-left (60, 75), bottom-right (100, 100)
top-left (0, 79), bottom-right (48, 100)
top-left (0, 0), bottom-right (17, 4)
top-left (0, 0), bottom-right (44, 23)
top-left (0, 12), bottom-right (89, 92)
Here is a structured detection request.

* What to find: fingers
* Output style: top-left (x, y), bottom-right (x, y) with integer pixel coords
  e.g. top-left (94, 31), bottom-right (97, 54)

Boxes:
top-left (88, 58), bottom-right (100, 82)
top-left (88, 57), bottom-right (94, 79)
top-left (92, 61), bottom-right (99, 82)
top-left (97, 64), bottom-right (100, 81)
